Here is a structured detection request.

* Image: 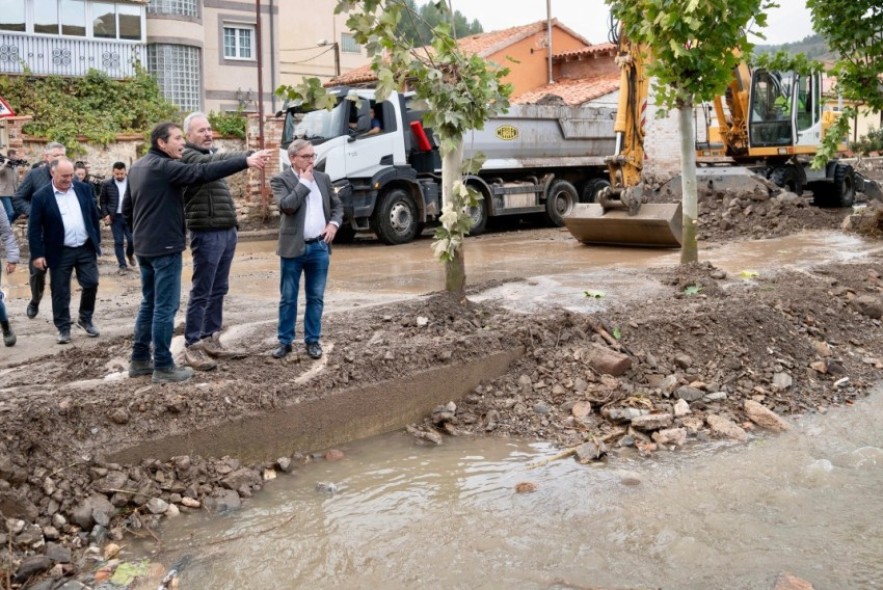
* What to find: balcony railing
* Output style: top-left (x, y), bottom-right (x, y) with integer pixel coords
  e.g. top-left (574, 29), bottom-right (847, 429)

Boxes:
top-left (0, 33), bottom-right (146, 79)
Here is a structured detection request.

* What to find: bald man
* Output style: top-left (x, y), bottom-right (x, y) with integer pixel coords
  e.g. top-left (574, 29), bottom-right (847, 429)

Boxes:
top-left (28, 158), bottom-right (102, 344)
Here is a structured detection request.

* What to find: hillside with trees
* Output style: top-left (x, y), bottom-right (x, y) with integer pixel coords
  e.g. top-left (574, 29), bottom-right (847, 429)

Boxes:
top-left (395, 0), bottom-right (483, 45)
top-left (755, 34), bottom-right (836, 62)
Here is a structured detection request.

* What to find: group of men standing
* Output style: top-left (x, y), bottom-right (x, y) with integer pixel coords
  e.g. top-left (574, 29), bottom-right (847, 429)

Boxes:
top-left (8, 113), bottom-right (343, 385)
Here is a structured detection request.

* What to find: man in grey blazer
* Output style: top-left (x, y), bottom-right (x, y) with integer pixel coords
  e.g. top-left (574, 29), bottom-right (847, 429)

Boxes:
top-left (269, 139), bottom-right (343, 360)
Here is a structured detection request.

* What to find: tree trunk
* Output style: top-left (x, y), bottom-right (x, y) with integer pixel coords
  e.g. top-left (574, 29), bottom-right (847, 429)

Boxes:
top-left (677, 104), bottom-right (699, 264)
top-left (441, 140), bottom-right (466, 295)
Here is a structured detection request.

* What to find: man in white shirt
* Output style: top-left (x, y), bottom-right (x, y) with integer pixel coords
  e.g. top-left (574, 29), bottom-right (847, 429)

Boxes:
top-left (27, 158), bottom-right (102, 344)
top-left (99, 162), bottom-right (135, 273)
top-left (268, 139), bottom-right (343, 360)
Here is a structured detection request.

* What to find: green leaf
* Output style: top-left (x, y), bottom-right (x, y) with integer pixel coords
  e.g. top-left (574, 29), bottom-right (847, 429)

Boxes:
top-left (739, 270), bottom-right (759, 279)
top-left (612, 327), bottom-right (622, 340)
top-left (683, 284), bottom-right (703, 296)
top-left (584, 290), bottom-right (606, 299)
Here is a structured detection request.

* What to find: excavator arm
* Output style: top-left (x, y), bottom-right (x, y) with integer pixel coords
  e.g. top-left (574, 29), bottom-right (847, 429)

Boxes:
top-left (563, 25), bottom-right (683, 247)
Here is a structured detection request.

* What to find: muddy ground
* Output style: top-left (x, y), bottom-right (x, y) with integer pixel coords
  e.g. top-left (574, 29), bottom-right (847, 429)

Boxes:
top-left (2, 163), bottom-right (883, 588)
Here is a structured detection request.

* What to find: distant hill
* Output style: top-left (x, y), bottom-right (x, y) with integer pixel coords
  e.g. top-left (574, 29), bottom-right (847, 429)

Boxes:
top-left (754, 34), bottom-right (836, 62)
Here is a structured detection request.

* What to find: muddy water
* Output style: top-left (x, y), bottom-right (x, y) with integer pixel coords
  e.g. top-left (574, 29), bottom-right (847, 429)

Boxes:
top-left (136, 387), bottom-right (883, 590)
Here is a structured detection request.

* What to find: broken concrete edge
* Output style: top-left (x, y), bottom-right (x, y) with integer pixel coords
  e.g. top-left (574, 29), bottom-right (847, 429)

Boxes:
top-left (105, 347), bottom-right (523, 465)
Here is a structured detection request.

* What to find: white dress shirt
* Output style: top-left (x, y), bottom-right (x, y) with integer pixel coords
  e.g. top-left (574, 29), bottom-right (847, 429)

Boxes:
top-left (297, 176), bottom-right (327, 240)
top-left (54, 182), bottom-right (88, 247)
top-left (114, 178), bottom-right (127, 214)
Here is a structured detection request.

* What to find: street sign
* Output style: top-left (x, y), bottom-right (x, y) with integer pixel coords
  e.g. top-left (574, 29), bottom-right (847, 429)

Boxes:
top-left (0, 96), bottom-right (15, 118)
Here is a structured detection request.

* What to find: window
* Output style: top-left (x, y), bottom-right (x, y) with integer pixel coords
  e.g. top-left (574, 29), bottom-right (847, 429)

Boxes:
top-left (34, 0), bottom-right (59, 34)
top-left (61, 0), bottom-right (86, 36)
top-left (118, 4), bottom-right (141, 40)
top-left (148, 0), bottom-right (198, 18)
top-left (340, 32), bottom-right (360, 54)
top-left (148, 43), bottom-right (201, 112)
top-left (223, 25), bottom-right (254, 60)
top-left (0, 0), bottom-right (26, 32)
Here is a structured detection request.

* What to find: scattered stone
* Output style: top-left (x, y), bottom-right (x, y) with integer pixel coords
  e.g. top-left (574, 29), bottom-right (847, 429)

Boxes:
top-left (315, 482), bottom-right (338, 494)
top-left (602, 407), bottom-right (647, 423)
top-left (109, 408), bottom-right (130, 425)
top-left (852, 295), bottom-right (883, 319)
top-left (673, 399), bottom-right (691, 417)
top-left (575, 440), bottom-right (607, 463)
top-left (772, 372), bottom-right (793, 391)
top-left (744, 400), bottom-right (792, 431)
top-left (571, 401), bottom-right (592, 418)
top-left (276, 457), bottom-right (293, 473)
top-left (324, 449), bottom-right (345, 462)
top-left (652, 427), bottom-right (687, 447)
top-left (146, 498), bottom-right (169, 515)
top-left (514, 482), bottom-right (537, 493)
top-left (180, 497), bottom-right (201, 509)
top-left (630, 413), bottom-right (674, 431)
top-left (586, 345), bottom-right (632, 376)
top-left (14, 555), bottom-right (51, 582)
top-left (675, 385), bottom-right (704, 402)
top-left (706, 414), bottom-right (748, 442)
top-left (103, 543), bottom-right (121, 560)
top-left (45, 542), bottom-right (71, 563)
top-left (674, 353), bottom-right (693, 369)
top-left (406, 425), bottom-right (443, 445)
top-left (773, 572), bottom-right (815, 590)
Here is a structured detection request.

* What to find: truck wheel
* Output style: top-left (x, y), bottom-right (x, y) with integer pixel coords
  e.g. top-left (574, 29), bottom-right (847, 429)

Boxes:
top-left (467, 191), bottom-right (489, 236)
top-left (372, 188), bottom-right (420, 245)
top-left (545, 179), bottom-right (578, 226)
top-left (580, 178), bottom-right (610, 203)
top-left (770, 165), bottom-right (804, 196)
top-left (833, 164), bottom-right (856, 207)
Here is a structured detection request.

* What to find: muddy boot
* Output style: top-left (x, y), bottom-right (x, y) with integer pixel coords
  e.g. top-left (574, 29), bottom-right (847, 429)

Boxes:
top-left (1, 320), bottom-right (15, 347)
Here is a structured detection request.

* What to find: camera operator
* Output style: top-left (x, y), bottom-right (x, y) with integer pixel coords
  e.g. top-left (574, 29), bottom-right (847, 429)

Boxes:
top-left (0, 149), bottom-right (24, 223)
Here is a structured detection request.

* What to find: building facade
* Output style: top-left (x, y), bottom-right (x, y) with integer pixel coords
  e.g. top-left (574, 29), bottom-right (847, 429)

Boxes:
top-left (0, 0), bottom-right (281, 115)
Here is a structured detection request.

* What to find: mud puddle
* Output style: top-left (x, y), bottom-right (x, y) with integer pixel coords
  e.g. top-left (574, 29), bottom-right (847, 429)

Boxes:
top-left (131, 387), bottom-right (883, 590)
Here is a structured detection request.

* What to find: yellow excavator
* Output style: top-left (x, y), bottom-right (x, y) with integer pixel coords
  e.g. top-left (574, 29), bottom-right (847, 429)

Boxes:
top-left (564, 21), bottom-right (866, 248)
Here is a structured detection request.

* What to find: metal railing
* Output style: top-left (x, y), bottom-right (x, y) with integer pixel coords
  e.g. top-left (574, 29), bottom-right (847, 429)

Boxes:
top-left (0, 33), bottom-right (146, 79)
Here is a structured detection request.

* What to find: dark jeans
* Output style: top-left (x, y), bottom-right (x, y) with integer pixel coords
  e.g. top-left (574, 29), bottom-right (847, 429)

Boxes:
top-left (29, 258), bottom-right (47, 305)
top-left (277, 240), bottom-right (329, 346)
top-left (132, 252), bottom-right (182, 370)
top-left (0, 197), bottom-right (13, 223)
top-left (0, 265), bottom-right (7, 323)
top-left (109, 214), bottom-right (134, 268)
top-left (48, 244), bottom-right (98, 331)
top-left (10, 196), bottom-right (28, 224)
top-left (184, 227), bottom-right (237, 346)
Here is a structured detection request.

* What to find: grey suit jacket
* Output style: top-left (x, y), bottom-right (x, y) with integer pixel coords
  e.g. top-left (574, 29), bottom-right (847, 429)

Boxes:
top-left (269, 168), bottom-right (343, 258)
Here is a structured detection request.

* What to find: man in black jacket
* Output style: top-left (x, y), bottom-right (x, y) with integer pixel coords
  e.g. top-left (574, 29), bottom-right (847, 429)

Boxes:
top-left (99, 162), bottom-right (135, 273)
top-left (123, 122), bottom-right (268, 384)
top-left (12, 141), bottom-right (66, 319)
top-left (179, 112), bottom-right (274, 371)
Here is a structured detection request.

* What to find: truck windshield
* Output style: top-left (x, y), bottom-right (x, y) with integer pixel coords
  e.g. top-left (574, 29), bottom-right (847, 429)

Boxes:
top-left (282, 101), bottom-right (346, 147)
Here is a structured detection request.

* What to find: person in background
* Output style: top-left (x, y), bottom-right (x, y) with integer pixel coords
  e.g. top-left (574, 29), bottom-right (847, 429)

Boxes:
top-left (0, 197), bottom-right (20, 346)
top-left (269, 139), bottom-right (343, 361)
top-left (123, 122), bottom-right (268, 384)
top-left (179, 112), bottom-right (275, 371)
top-left (0, 149), bottom-right (22, 223)
top-left (28, 158), bottom-right (102, 344)
top-left (99, 162), bottom-right (135, 274)
top-left (74, 161), bottom-right (99, 204)
top-left (12, 141), bottom-right (66, 319)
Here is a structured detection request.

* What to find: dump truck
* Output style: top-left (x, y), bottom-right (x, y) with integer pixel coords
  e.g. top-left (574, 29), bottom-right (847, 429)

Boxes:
top-left (563, 21), bottom-right (877, 248)
top-left (279, 88), bottom-right (617, 244)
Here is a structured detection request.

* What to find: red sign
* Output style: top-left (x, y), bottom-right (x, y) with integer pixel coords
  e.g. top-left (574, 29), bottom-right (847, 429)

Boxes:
top-left (0, 96), bottom-right (15, 118)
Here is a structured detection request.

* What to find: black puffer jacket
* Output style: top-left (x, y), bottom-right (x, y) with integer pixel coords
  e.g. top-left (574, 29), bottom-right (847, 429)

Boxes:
top-left (181, 144), bottom-right (252, 231)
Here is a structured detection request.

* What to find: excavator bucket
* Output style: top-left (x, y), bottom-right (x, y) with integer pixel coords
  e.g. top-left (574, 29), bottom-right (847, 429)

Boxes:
top-left (564, 202), bottom-right (683, 247)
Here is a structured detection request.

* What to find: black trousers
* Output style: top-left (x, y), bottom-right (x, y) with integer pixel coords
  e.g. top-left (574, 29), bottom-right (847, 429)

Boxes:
top-left (29, 258), bottom-right (46, 305)
top-left (49, 244), bottom-right (99, 331)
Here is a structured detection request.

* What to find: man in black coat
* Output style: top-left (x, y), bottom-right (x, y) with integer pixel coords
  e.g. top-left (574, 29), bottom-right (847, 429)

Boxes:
top-left (99, 161), bottom-right (135, 273)
top-left (28, 158), bottom-right (102, 344)
top-left (13, 142), bottom-right (66, 319)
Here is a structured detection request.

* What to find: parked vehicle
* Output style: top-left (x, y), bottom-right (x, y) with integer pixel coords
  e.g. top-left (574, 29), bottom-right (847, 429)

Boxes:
top-left (280, 88), bottom-right (617, 244)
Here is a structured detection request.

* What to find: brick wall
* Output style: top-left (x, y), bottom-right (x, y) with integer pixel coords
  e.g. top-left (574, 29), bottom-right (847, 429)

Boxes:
top-left (244, 113), bottom-right (283, 220)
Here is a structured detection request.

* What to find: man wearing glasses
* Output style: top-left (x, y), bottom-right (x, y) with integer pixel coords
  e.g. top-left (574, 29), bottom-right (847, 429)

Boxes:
top-left (269, 139), bottom-right (343, 360)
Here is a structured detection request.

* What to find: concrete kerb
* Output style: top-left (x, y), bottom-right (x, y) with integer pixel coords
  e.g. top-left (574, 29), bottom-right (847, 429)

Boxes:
top-left (105, 347), bottom-right (523, 464)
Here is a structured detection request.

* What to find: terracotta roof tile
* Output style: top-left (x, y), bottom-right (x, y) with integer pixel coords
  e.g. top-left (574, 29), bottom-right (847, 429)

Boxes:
top-left (512, 74), bottom-right (620, 106)
top-left (554, 42), bottom-right (617, 61)
top-left (329, 19), bottom-right (591, 87)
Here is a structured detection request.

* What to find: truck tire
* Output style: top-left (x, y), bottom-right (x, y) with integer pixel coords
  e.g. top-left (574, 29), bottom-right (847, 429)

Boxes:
top-left (770, 165), bottom-right (804, 196)
top-left (372, 188), bottom-right (420, 245)
top-left (580, 178), bottom-right (610, 203)
top-left (467, 190), bottom-right (489, 236)
top-left (545, 179), bottom-right (578, 226)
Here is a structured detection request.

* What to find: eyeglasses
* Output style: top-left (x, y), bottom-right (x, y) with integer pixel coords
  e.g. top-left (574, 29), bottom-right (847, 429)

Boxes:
top-left (295, 153), bottom-right (316, 160)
